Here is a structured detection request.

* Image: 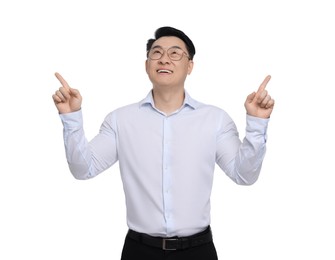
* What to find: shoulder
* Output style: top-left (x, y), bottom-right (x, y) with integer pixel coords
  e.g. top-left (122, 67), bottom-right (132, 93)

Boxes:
top-left (189, 96), bottom-right (236, 131)
top-left (192, 98), bottom-right (232, 119)
top-left (104, 102), bottom-right (139, 120)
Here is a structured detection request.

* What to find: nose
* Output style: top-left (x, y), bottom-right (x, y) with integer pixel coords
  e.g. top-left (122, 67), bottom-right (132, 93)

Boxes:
top-left (159, 51), bottom-right (171, 63)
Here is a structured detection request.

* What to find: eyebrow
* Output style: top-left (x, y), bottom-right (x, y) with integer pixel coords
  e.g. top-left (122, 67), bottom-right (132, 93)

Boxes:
top-left (151, 45), bottom-right (183, 50)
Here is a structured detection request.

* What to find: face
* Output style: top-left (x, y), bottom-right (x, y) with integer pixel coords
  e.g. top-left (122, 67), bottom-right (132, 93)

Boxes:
top-left (145, 36), bottom-right (194, 89)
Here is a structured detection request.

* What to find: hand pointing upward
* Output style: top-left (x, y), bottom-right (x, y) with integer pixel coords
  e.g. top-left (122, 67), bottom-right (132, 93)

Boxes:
top-left (244, 75), bottom-right (275, 119)
top-left (52, 72), bottom-right (82, 114)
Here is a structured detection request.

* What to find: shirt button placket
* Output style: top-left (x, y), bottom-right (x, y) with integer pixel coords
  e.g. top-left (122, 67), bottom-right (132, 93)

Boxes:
top-left (162, 116), bottom-right (173, 234)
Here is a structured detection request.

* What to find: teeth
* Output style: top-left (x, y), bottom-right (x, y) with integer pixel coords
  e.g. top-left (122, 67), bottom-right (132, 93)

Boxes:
top-left (157, 69), bottom-right (172, 74)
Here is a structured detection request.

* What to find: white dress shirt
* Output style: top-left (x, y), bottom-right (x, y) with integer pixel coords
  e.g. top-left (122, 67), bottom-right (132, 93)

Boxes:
top-left (60, 90), bottom-right (269, 237)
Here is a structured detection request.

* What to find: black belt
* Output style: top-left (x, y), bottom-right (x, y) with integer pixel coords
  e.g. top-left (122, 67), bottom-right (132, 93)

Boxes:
top-left (127, 226), bottom-right (213, 250)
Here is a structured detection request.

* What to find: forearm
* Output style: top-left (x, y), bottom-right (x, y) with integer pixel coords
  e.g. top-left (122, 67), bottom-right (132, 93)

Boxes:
top-left (218, 115), bottom-right (269, 185)
top-left (60, 110), bottom-right (95, 179)
top-left (60, 110), bottom-right (118, 179)
top-left (234, 115), bottom-right (268, 185)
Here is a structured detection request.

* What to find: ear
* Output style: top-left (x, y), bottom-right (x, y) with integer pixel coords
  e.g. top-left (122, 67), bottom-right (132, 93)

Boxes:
top-left (145, 59), bottom-right (149, 74)
top-left (187, 60), bottom-right (194, 75)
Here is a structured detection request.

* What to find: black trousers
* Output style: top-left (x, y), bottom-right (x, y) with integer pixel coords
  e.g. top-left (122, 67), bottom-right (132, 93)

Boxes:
top-left (120, 232), bottom-right (218, 260)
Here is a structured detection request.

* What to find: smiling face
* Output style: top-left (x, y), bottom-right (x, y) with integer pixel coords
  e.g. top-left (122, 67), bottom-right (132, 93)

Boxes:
top-left (145, 36), bottom-right (194, 90)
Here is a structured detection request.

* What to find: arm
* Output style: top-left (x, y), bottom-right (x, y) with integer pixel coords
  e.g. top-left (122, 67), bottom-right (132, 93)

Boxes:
top-left (53, 73), bottom-right (118, 179)
top-left (216, 76), bottom-right (274, 185)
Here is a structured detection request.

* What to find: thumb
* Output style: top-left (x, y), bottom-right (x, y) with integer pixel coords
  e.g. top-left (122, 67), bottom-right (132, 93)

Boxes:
top-left (68, 88), bottom-right (82, 100)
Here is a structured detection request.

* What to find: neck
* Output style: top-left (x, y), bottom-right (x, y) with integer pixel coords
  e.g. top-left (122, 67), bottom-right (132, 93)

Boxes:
top-left (152, 86), bottom-right (185, 115)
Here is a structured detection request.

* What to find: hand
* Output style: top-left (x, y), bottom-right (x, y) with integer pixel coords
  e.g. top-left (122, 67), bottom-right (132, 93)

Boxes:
top-left (244, 75), bottom-right (275, 118)
top-left (52, 72), bottom-right (82, 114)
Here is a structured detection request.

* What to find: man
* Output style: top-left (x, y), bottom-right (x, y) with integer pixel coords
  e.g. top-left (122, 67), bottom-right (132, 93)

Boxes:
top-left (52, 26), bottom-right (274, 260)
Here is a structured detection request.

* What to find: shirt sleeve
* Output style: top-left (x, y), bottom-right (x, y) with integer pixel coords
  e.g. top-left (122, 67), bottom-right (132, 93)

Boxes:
top-left (60, 110), bottom-right (118, 180)
top-left (216, 114), bottom-right (269, 185)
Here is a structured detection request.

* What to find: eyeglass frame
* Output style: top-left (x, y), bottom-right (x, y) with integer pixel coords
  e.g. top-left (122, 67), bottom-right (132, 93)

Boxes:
top-left (147, 46), bottom-right (191, 61)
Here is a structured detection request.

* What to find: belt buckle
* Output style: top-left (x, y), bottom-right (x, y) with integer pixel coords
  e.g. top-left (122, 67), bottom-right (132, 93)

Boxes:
top-left (162, 238), bottom-right (178, 250)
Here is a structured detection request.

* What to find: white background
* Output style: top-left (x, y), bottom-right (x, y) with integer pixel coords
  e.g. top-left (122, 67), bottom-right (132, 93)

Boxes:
top-left (1, 0), bottom-right (334, 259)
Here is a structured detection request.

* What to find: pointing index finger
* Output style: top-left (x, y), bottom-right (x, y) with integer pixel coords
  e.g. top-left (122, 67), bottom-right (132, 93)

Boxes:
top-left (55, 72), bottom-right (70, 90)
top-left (257, 75), bottom-right (271, 94)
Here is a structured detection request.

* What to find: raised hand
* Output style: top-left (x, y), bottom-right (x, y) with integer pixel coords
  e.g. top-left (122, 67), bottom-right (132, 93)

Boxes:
top-left (52, 72), bottom-right (82, 114)
top-left (244, 75), bottom-right (275, 119)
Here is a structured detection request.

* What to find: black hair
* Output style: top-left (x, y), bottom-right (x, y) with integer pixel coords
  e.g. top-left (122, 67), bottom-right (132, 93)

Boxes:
top-left (146, 26), bottom-right (196, 60)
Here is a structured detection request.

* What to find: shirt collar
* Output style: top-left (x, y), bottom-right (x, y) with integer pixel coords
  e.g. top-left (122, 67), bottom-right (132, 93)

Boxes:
top-left (139, 90), bottom-right (199, 110)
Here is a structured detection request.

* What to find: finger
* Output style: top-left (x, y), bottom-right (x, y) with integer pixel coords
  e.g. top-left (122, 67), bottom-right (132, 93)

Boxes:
top-left (257, 89), bottom-right (268, 103)
top-left (52, 94), bottom-right (62, 103)
top-left (55, 72), bottom-right (70, 91)
top-left (256, 75), bottom-right (271, 95)
top-left (246, 92), bottom-right (256, 103)
top-left (55, 87), bottom-right (71, 101)
top-left (55, 89), bottom-right (67, 102)
top-left (259, 94), bottom-right (271, 108)
top-left (265, 98), bottom-right (275, 109)
top-left (58, 86), bottom-right (71, 100)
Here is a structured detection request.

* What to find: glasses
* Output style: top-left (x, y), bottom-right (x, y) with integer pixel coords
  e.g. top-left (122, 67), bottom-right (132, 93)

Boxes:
top-left (148, 47), bottom-right (190, 61)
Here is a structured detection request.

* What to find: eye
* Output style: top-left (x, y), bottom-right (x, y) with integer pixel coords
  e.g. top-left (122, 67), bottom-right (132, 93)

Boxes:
top-left (151, 48), bottom-right (163, 55)
top-left (168, 49), bottom-right (182, 59)
top-left (169, 49), bottom-right (179, 54)
top-left (149, 48), bottom-right (164, 60)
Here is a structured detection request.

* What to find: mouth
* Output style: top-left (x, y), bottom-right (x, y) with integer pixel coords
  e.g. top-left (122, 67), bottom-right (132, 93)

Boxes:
top-left (157, 69), bottom-right (173, 74)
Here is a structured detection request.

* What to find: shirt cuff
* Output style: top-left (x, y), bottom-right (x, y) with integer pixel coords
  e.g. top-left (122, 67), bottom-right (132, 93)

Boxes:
top-left (59, 109), bottom-right (83, 130)
top-left (246, 114), bottom-right (269, 136)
